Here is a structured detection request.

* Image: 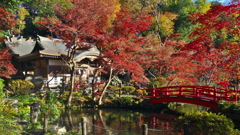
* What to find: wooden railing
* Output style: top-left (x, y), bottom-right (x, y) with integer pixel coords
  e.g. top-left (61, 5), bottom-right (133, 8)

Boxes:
top-left (141, 86), bottom-right (239, 105)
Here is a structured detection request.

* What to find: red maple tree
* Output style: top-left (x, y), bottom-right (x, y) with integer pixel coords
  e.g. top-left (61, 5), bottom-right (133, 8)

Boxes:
top-left (183, 2), bottom-right (239, 87)
top-left (0, 48), bottom-right (17, 78)
top-left (99, 8), bottom-right (152, 83)
top-left (0, 8), bottom-right (17, 78)
top-left (37, 0), bottom-right (153, 106)
top-left (0, 8), bottom-right (16, 42)
top-left (148, 40), bottom-right (199, 86)
top-left (95, 8), bottom-right (152, 104)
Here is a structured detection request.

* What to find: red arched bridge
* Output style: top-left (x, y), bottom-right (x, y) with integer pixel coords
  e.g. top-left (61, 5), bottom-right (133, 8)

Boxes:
top-left (141, 86), bottom-right (239, 109)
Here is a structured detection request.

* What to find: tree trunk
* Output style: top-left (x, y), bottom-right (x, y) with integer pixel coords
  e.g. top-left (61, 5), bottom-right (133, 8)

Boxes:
top-left (66, 67), bottom-right (75, 107)
top-left (98, 67), bottom-right (113, 105)
top-left (91, 69), bottom-right (100, 106)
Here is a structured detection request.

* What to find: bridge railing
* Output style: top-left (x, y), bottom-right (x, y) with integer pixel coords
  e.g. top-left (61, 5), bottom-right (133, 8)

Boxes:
top-left (141, 86), bottom-right (238, 104)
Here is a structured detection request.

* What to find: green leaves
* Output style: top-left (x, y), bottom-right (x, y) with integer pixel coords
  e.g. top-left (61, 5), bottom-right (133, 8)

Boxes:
top-left (0, 102), bottom-right (23, 135)
top-left (177, 111), bottom-right (239, 134)
top-left (0, 79), bottom-right (5, 99)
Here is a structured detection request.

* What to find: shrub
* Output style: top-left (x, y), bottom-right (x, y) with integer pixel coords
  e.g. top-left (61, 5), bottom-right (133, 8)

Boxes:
top-left (108, 85), bottom-right (121, 96)
top-left (41, 90), bottom-right (61, 122)
top-left (0, 78), bottom-right (5, 98)
top-left (148, 77), bottom-right (166, 88)
top-left (0, 117), bottom-right (22, 134)
top-left (7, 79), bottom-right (34, 95)
top-left (26, 122), bottom-right (42, 130)
top-left (121, 86), bottom-right (136, 94)
top-left (18, 94), bottom-right (32, 105)
top-left (135, 89), bottom-right (148, 96)
top-left (175, 111), bottom-right (239, 135)
top-left (228, 104), bottom-right (240, 112)
top-left (118, 96), bottom-right (134, 107)
top-left (0, 102), bottom-right (22, 134)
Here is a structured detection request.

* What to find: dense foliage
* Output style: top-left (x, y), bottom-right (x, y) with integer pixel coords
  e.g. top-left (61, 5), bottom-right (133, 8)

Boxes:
top-left (1, 0), bottom-right (238, 90)
top-left (0, 79), bottom-right (5, 98)
top-left (0, 2), bottom-right (239, 134)
top-left (0, 102), bottom-right (23, 135)
top-left (176, 111), bottom-right (239, 134)
top-left (7, 79), bottom-right (34, 95)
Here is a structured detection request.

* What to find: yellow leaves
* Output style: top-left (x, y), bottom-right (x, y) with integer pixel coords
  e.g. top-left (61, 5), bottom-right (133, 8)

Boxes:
top-left (119, 0), bottom-right (152, 13)
top-left (16, 7), bottom-right (29, 33)
top-left (153, 12), bottom-right (178, 38)
top-left (8, 79), bottom-right (34, 95)
top-left (100, 0), bottom-right (121, 29)
top-left (0, 101), bottom-right (17, 116)
top-left (195, 0), bottom-right (211, 13)
top-left (18, 7), bottom-right (29, 21)
top-left (101, 0), bottom-right (121, 15)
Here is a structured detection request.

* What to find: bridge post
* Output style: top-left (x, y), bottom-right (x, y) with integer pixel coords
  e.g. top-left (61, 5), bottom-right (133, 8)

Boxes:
top-left (214, 86), bottom-right (217, 102)
top-left (166, 87), bottom-right (169, 95)
top-left (234, 94), bottom-right (238, 105)
top-left (82, 117), bottom-right (87, 135)
top-left (196, 87), bottom-right (199, 97)
top-left (179, 87), bottom-right (182, 96)
top-left (142, 124), bottom-right (148, 135)
top-left (152, 87), bottom-right (156, 98)
top-left (153, 88), bottom-right (156, 97)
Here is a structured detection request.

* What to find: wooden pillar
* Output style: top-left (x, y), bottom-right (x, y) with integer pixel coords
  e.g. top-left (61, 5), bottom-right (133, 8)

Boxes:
top-left (82, 117), bottom-right (87, 135)
top-left (184, 123), bottom-right (189, 135)
top-left (142, 124), bottom-right (148, 135)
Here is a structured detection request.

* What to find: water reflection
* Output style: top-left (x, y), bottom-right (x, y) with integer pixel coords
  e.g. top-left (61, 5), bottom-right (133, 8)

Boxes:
top-left (170, 103), bottom-right (209, 114)
top-left (56, 108), bottom-right (179, 135)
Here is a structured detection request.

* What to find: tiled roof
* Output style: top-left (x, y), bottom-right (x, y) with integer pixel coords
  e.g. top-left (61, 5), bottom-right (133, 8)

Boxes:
top-left (5, 35), bottom-right (100, 61)
top-left (74, 46), bottom-right (100, 61)
top-left (4, 36), bottom-right (35, 56)
top-left (37, 36), bottom-right (67, 52)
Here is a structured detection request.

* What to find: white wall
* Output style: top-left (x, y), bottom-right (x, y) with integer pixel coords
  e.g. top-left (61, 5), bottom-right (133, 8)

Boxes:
top-left (49, 59), bottom-right (65, 65)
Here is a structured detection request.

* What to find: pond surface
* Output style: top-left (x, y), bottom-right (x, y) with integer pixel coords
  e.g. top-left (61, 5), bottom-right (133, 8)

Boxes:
top-left (53, 104), bottom-right (239, 135)
top-left (56, 108), bottom-right (181, 135)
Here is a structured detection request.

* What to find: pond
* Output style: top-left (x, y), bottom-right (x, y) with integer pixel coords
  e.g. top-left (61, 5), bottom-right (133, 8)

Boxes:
top-left (55, 108), bottom-right (181, 135)
top-left (51, 104), bottom-right (239, 135)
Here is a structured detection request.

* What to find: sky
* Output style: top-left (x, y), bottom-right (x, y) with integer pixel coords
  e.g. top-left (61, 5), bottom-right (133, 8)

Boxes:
top-left (209, 0), bottom-right (232, 5)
